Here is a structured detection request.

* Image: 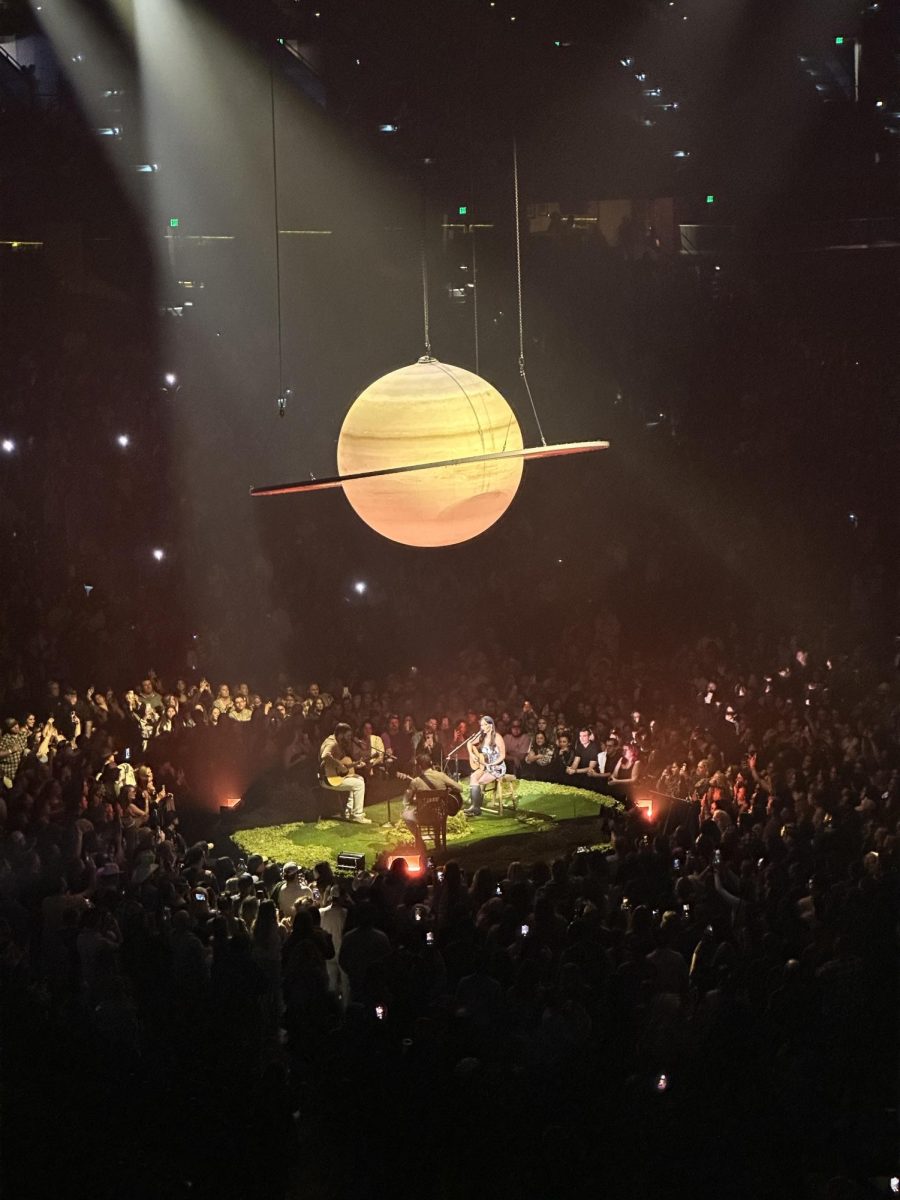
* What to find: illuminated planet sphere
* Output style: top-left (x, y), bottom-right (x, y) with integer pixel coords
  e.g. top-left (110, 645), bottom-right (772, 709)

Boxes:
top-left (336, 357), bottom-right (524, 547)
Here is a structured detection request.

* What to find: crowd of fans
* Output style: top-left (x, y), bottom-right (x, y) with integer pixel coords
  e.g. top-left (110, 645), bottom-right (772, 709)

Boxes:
top-left (0, 625), bottom-right (897, 1199)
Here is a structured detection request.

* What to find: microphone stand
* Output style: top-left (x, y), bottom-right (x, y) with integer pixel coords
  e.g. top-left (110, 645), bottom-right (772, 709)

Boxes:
top-left (445, 731), bottom-right (479, 783)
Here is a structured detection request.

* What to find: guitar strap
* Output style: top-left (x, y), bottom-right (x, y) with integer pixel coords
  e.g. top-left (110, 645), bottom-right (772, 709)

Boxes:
top-left (416, 770), bottom-right (462, 814)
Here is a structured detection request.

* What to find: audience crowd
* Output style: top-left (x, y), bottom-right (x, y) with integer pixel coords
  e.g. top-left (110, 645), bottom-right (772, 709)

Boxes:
top-left (2, 64), bottom-right (897, 1199)
top-left (0, 625), bottom-right (897, 1200)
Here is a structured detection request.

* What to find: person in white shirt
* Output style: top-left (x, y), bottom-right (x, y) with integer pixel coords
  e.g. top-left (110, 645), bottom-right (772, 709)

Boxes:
top-left (591, 736), bottom-right (621, 779)
top-left (275, 863), bottom-right (313, 917)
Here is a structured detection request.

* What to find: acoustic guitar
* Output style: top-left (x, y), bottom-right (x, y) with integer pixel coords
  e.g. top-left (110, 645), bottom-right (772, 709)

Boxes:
top-left (468, 738), bottom-right (506, 776)
top-left (322, 753), bottom-right (412, 789)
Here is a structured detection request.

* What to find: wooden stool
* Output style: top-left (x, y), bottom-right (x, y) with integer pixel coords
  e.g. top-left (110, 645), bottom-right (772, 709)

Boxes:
top-left (482, 775), bottom-right (518, 814)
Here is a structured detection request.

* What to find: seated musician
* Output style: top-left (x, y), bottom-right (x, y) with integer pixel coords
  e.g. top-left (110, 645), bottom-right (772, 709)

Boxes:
top-left (402, 752), bottom-right (462, 854)
top-left (318, 722), bottom-right (372, 824)
top-left (463, 714), bottom-right (506, 818)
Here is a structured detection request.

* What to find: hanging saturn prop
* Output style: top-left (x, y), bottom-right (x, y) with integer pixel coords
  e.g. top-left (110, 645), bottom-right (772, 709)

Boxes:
top-left (252, 145), bottom-right (608, 548)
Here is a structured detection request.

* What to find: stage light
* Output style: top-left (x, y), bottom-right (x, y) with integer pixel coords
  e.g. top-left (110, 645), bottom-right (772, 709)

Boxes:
top-left (387, 854), bottom-right (422, 873)
top-left (116, 433), bottom-right (130, 448)
top-left (353, 581), bottom-right (367, 594)
top-left (634, 797), bottom-right (654, 821)
top-left (1, 439), bottom-right (15, 453)
top-left (164, 372), bottom-right (177, 386)
top-left (152, 547), bottom-right (165, 561)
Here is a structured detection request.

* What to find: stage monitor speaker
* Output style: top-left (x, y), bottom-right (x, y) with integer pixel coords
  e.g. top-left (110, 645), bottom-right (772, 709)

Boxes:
top-left (337, 852), bottom-right (365, 871)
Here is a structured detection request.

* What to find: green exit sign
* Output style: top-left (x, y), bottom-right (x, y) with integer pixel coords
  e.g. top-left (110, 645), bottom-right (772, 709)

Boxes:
top-left (834, 35), bottom-right (844, 45)
top-left (169, 217), bottom-right (180, 228)
top-left (458, 205), bottom-right (468, 216)
top-left (706, 194), bottom-right (716, 205)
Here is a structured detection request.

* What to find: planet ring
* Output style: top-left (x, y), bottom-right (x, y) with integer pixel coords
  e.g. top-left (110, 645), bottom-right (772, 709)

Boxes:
top-left (250, 439), bottom-right (609, 497)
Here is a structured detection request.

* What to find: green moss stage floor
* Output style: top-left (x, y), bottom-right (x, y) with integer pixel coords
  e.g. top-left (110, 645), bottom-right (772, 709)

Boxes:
top-left (233, 780), bottom-right (619, 873)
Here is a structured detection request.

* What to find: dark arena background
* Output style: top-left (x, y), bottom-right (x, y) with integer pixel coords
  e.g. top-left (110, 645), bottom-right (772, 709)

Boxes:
top-left (1, 1), bottom-right (898, 1198)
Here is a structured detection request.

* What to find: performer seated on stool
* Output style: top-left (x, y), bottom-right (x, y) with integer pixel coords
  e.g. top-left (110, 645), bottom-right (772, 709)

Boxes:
top-left (402, 752), bottom-right (463, 853)
top-left (319, 722), bottom-right (372, 824)
top-left (464, 714), bottom-right (506, 817)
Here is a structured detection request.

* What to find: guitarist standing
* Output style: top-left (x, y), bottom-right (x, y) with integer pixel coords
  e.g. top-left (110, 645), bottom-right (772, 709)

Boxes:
top-left (319, 722), bottom-right (372, 824)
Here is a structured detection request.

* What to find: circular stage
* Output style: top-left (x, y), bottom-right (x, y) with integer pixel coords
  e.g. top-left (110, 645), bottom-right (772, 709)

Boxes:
top-left (232, 779), bottom-right (621, 872)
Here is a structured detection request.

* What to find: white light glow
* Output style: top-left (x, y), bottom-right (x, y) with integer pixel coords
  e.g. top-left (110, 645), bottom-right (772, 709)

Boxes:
top-left (152, 547), bottom-right (165, 561)
top-left (353, 581), bottom-right (367, 594)
top-left (1, 439), bottom-right (15, 453)
top-left (116, 433), bottom-right (130, 447)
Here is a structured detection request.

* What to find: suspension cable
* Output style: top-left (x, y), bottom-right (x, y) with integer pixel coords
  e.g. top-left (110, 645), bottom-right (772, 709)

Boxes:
top-left (421, 243), bottom-right (432, 359)
top-left (420, 185), bottom-right (433, 358)
top-left (471, 227), bottom-right (480, 375)
top-left (513, 137), bottom-right (547, 446)
top-left (270, 64), bottom-right (284, 403)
